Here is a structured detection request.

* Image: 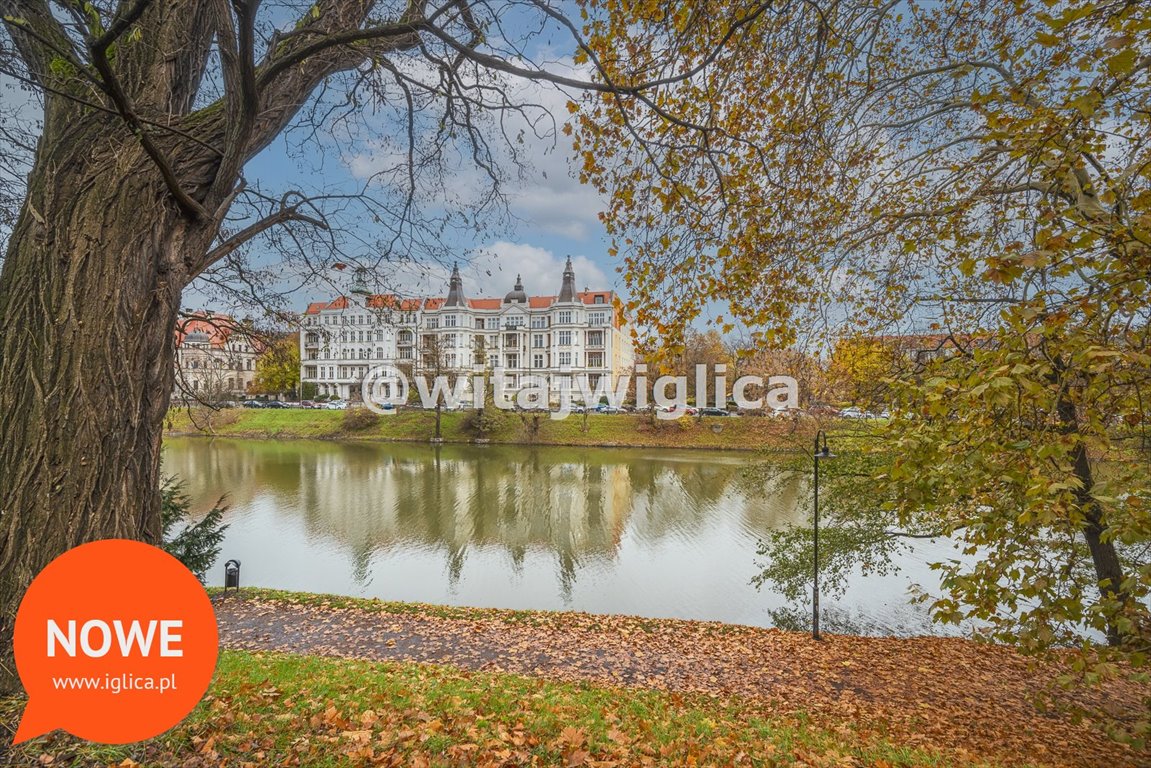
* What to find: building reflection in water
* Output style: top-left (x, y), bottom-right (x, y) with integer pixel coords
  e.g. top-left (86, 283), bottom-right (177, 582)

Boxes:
top-left (166, 437), bottom-right (863, 626)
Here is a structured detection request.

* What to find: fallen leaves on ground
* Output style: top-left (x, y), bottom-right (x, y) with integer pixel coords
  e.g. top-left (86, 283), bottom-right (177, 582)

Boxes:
top-left (212, 593), bottom-right (1146, 767)
top-left (4, 650), bottom-right (971, 768)
top-left (3, 592), bottom-right (1147, 767)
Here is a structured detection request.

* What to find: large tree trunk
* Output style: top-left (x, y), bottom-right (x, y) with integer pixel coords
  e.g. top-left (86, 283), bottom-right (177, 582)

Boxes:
top-left (0, 123), bottom-right (210, 693)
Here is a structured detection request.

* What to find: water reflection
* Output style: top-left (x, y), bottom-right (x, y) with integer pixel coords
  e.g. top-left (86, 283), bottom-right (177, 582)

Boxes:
top-left (163, 438), bottom-right (941, 630)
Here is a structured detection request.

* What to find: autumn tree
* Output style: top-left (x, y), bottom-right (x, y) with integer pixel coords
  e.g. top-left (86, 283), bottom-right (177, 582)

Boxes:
top-left (0, 0), bottom-right (762, 693)
top-left (825, 335), bottom-right (907, 409)
top-left (574, 0), bottom-right (1151, 732)
top-left (418, 330), bottom-right (461, 441)
top-left (252, 335), bottom-right (301, 398)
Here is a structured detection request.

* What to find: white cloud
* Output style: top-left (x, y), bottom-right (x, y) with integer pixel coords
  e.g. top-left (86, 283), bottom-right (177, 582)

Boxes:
top-left (341, 56), bottom-right (605, 241)
top-left (372, 241), bottom-right (610, 301)
top-left (469, 241), bottom-right (609, 298)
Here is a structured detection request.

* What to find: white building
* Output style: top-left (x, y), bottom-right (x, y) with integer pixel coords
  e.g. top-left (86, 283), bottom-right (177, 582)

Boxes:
top-left (300, 258), bottom-right (635, 402)
top-left (174, 313), bottom-right (259, 401)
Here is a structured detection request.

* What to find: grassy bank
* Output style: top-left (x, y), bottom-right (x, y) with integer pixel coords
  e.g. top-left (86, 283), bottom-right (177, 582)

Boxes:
top-left (165, 406), bottom-right (810, 451)
top-left (3, 649), bottom-right (974, 767)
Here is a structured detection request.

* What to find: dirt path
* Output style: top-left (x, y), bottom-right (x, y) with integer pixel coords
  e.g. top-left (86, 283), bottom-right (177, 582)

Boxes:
top-left (213, 594), bottom-right (1147, 768)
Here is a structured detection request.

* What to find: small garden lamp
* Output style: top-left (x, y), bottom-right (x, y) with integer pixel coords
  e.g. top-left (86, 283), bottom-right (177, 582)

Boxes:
top-left (812, 430), bottom-right (835, 640)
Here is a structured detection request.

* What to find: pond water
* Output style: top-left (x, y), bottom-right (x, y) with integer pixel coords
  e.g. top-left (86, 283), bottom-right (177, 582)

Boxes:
top-left (163, 437), bottom-right (959, 634)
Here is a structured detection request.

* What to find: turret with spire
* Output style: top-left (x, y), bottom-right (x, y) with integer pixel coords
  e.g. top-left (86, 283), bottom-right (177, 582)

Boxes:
top-left (557, 256), bottom-right (577, 303)
top-left (504, 274), bottom-right (527, 304)
top-left (445, 262), bottom-right (466, 307)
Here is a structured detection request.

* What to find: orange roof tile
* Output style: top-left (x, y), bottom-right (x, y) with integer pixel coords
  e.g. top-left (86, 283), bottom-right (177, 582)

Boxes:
top-left (175, 314), bottom-right (239, 348)
top-left (304, 289), bottom-right (620, 316)
top-left (578, 291), bottom-right (614, 306)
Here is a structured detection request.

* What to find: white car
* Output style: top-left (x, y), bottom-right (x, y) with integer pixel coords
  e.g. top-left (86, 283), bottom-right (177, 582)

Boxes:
top-left (325, 400), bottom-right (349, 410)
top-left (840, 406), bottom-right (883, 419)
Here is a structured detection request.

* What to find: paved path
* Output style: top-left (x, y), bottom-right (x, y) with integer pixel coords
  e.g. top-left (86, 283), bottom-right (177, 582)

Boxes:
top-left (213, 594), bottom-right (1146, 768)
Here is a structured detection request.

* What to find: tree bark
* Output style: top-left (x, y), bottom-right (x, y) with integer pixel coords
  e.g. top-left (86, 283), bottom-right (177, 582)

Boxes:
top-left (0, 121), bottom-right (213, 693)
top-left (1056, 382), bottom-right (1130, 647)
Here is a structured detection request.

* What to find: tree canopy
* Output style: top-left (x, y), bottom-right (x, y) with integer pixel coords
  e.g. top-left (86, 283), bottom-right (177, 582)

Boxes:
top-left (575, 0), bottom-right (1151, 740)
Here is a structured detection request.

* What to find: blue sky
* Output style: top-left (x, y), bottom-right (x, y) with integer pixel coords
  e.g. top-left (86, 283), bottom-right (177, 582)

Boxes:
top-left (184, 11), bottom-right (623, 316)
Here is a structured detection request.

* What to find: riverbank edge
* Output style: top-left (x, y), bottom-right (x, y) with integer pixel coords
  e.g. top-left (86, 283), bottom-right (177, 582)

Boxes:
top-left (205, 587), bottom-right (773, 633)
top-left (165, 428), bottom-right (800, 453)
top-left (165, 408), bottom-right (817, 452)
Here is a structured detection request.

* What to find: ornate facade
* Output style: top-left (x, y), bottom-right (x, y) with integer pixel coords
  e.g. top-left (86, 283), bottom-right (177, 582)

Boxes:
top-left (300, 258), bottom-right (635, 402)
top-left (173, 313), bottom-right (259, 401)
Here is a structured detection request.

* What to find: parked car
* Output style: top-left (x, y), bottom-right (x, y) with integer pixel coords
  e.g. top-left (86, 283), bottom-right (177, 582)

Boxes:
top-left (839, 406), bottom-right (881, 420)
top-left (595, 404), bottom-right (624, 414)
top-left (242, 400), bottom-right (264, 408)
top-left (655, 405), bottom-right (697, 416)
top-left (698, 407), bottom-right (734, 417)
top-left (264, 400), bottom-right (288, 409)
top-left (325, 400), bottom-right (349, 410)
top-left (299, 400), bottom-right (317, 409)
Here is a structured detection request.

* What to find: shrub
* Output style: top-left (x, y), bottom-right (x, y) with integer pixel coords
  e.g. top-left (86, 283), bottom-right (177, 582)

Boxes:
top-left (161, 477), bottom-right (228, 583)
top-left (342, 405), bottom-right (381, 432)
top-left (462, 406), bottom-right (506, 438)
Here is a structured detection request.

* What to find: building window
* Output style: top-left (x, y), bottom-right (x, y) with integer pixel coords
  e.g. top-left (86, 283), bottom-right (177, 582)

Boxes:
top-left (558, 331), bottom-right (572, 346)
top-left (475, 318), bottom-right (485, 329)
top-left (533, 354), bottom-right (545, 368)
top-left (444, 315), bottom-right (457, 328)
top-left (486, 317), bottom-right (499, 330)
top-left (427, 318), bottom-right (439, 329)
top-left (587, 352), bottom-right (604, 368)
top-left (587, 330), bottom-right (604, 346)
top-left (558, 351), bottom-right (572, 367)
top-left (506, 354), bottom-right (519, 368)
top-left (558, 311), bottom-right (572, 324)
top-left (531, 317), bottom-right (548, 329)
top-left (589, 312), bottom-right (607, 326)
top-left (533, 334), bottom-right (545, 348)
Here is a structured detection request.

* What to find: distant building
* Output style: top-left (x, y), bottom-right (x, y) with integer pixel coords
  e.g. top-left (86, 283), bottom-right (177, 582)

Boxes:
top-left (174, 313), bottom-right (259, 401)
top-left (300, 258), bottom-right (635, 402)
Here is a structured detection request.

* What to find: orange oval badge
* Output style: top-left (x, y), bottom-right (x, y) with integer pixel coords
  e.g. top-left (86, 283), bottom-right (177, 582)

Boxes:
top-left (13, 539), bottom-right (219, 744)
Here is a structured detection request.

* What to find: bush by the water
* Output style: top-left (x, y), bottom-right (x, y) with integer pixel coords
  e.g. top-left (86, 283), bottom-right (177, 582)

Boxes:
top-left (342, 405), bottom-right (381, 432)
top-left (161, 476), bottom-right (228, 582)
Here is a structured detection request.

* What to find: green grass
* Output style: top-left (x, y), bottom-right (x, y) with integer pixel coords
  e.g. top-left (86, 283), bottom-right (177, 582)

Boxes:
top-left (4, 649), bottom-right (986, 767)
top-left (166, 406), bottom-right (811, 451)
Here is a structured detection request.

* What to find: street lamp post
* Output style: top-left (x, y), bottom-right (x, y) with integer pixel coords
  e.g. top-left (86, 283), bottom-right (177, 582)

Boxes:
top-left (812, 429), bottom-right (835, 640)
